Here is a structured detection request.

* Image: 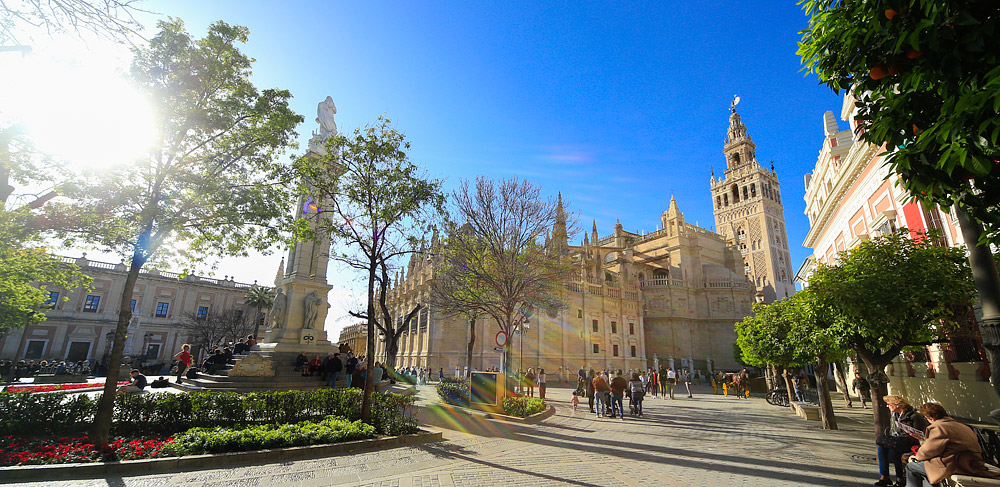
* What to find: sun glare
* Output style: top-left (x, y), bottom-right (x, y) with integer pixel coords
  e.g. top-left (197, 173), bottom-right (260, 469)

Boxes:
top-left (0, 39), bottom-right (156, 171)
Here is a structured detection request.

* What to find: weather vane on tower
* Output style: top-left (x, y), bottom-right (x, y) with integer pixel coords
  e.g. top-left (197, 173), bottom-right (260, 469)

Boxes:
top-left (730, 94), bottom-right (740, 113)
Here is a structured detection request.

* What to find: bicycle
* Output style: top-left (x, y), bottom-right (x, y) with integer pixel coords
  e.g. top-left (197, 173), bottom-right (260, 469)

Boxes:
top-left (765, 388), bottom-right (790, 407)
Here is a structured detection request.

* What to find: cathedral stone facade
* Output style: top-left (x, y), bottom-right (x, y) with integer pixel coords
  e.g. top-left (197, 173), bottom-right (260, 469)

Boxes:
top-left (379, 200), bottom-right (754, 376)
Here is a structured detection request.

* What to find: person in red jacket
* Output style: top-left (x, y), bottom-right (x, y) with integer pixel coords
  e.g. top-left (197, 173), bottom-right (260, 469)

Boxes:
top-left (174, 343), bottom-right (192, 384)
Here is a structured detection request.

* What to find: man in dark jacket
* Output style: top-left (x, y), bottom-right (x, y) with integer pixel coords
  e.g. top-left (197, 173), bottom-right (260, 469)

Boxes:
top-left (344, 352), bottom-right (358, 387)
top-left (324, 352), bottom-right (343, 388)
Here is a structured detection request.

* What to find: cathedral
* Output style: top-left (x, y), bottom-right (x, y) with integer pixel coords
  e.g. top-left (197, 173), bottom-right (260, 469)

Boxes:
top-left (377, 104), bottom-right (793, 375)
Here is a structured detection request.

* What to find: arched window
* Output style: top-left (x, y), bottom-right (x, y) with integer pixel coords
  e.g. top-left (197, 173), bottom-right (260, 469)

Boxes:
top-left (723, 194), bottom-right (729, 206)
top-left (750, 183), bottom-right (756, 197)
top-left (653, 269), bottom-right (668, 281)
top-left (731, 153), bottom-right (741, 166)
top-left (731, 184), bottom-right (740, 203)
top-left (742, 186), bottom-right (748, 200)
top-left (716, 196), bottom-right (721, 208)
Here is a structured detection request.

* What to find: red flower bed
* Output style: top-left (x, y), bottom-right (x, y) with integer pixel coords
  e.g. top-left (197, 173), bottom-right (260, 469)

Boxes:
top-left (0, 435), bottom-right (172, 466)
top-left (3, 382), bottom-right (127, 394)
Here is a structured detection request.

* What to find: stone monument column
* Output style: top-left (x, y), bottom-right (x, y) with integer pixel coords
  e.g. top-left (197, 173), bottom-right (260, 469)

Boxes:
top-left (260, 96), bottom-right (339, 352)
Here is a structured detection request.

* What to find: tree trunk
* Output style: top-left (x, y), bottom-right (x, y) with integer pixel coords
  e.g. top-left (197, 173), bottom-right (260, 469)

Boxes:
top-left (90, 247), bottom-right (145, 445)
top-left (361, 264), bottom-right (376, 423)
top-left (956, 210), bottom-right (1000, 421)
top-left (384, 337), bottom-right (399, 376)
top-left (781, 366), bottom-right (795, 406)
top-left (833, 361), bottom-right (853, 408)
top-left (814, 353), bottom-right (838, 430)
top-left (859, 353), bottom-right (891, 437)
top-left (466, 318), bottom-right (475, 379)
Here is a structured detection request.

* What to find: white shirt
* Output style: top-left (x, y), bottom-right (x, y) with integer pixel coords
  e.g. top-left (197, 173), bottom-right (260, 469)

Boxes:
top-left (667, 370), bottom-right (677, 380)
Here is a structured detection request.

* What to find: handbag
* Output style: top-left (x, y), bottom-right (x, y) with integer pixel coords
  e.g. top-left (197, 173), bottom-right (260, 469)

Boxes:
top-left (877, 432), bottom-right (914, 451)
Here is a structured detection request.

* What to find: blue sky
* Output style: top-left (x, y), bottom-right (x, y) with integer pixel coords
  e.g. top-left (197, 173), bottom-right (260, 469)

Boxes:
top-left (14, 2), bottom-right (849, 336)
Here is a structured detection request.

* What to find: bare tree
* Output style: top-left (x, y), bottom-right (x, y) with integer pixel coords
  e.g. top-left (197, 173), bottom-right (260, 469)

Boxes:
top-left (1, 0), bottom-right (149, 49)
top-left (350, 260), bottom-right (421, 375)
top-left (429, 176), bottom-right (576, 384)
top-left (180, 309), bottom-right (253, 360)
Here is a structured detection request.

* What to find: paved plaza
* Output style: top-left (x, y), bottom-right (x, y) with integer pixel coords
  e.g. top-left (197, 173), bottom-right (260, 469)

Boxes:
top-left (8, 385), bottom-right (880, 487)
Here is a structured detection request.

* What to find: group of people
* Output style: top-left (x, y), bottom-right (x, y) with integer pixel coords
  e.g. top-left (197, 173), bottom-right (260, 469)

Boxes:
top-left (573, 366), bottom-right (693, 419)
top-left (516, 368), bottom-right (548, 399)
top-left (1, 359), bottom-right (93, 382)
top-left (871, 395), bottom-right (993, 487)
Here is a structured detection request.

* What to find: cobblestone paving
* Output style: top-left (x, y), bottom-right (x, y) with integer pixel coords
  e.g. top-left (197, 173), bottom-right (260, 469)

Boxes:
top-left (8, 385), bottom-right (879, 486)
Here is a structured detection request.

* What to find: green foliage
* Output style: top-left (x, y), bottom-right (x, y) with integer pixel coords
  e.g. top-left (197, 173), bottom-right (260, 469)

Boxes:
top-left (436, 377), bottom-right (470, 406)
top-left (736, 299), bottom-right (810, 369)
top-left (294, 117), bottom-right (445, 421)
top-left (45, 18), bottom-right (303, 267)
top-left (502, 396), bottom-right (546, 418)
top-left (160, 416), bottom-right (375, 456)
top-left (0, 210), bottom-right (90, 334)
top-left (0, 388), bottom-right (417, 437)
top-left (808, 231), bottom-right (974, 365)
top-left (799, 0), bottom-right (1000, 242)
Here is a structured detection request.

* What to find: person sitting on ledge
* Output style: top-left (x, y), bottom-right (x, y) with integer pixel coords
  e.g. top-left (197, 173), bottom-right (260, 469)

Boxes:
top-left (906, 402), bottom-right (991, 487)
top-left (309, 355), bottom-right (322, 376)
top-left (233, 338), bottom-right (248, 355)
top-left (150, 376), bottom-right (171, 388)
top-left (294, 351), bottom-right (309, 372)
top-left (874, 395), bottom-right (929, 487)
top-left (118, 369), bottom-right (147, 394)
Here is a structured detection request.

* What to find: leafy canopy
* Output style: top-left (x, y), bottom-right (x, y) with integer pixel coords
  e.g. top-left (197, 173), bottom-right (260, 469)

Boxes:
top-left (45, 18), bottom-right (303, 267)
top-left (799, 0), bottom-right (1000, 242)
top-left (807, 231), bottom-right (974, 363)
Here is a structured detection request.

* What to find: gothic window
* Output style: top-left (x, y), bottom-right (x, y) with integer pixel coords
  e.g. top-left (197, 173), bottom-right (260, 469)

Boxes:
top-left (716, 196), bottom-right (721, 208)
top-left (743, 186), bottom-right (748, 200)
top-left (750, 183), bottom-right (756, 197)
top-left (731, 184), bottom-right (740, 203)
top-left (723, 194), bottom-right (729, 206)
top-left (731, 153), bottom-right (741, 166)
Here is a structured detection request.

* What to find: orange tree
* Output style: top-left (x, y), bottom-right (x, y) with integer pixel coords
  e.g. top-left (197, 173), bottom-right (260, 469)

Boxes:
top-left (799, 0), bottom-right (1000, 414)
top-left (807, 231), bottom-right (974, 435)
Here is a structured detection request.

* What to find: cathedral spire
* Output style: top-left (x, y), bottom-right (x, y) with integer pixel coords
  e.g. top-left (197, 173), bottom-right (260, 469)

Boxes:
top-left (274, 257), bottom-right (285, 286)
top-left (550, 192), bottom-right (568, 253)
top-left (591, 220), bottom-right (599, 245)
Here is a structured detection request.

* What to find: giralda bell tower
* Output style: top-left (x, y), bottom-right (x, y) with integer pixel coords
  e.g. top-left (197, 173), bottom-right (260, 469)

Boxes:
top-left (710, 98), bottom-right (795, 303)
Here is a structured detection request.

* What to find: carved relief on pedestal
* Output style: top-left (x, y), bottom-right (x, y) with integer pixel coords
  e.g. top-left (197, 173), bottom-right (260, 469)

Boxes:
top-left (228, 353), bottom-right (276, 377)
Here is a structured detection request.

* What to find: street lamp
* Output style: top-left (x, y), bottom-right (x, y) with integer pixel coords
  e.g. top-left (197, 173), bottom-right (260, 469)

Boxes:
top-left (754, 291), bottom-right (766, 304)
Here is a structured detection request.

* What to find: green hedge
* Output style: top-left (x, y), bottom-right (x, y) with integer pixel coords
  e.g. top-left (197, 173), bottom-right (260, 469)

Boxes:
top-left (435, 377), bottom-right (469, 406)
top-left (160, 416), bottom-right (375, 455)
top-left (0, 388), bottom-right (417, 437)
top-left (502, 397), bottom-right (546, 418)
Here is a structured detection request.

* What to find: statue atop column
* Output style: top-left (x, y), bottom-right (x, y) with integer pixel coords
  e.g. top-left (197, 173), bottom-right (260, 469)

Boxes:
top-left (309, 96), bottom-right (338, 156)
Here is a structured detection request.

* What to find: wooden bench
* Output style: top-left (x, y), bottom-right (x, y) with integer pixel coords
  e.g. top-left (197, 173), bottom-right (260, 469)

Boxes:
top-left (946, 426), bottom-right (1000, 487)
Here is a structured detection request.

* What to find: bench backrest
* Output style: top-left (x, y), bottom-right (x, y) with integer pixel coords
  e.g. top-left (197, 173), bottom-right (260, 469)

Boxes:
top-left (971, 425), bottom-right (1000, 468)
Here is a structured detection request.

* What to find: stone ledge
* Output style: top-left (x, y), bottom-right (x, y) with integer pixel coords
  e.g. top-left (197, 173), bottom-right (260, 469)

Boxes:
top-left (0, 429), bottom-right (443, 482)
top-left (429, 400), bottom-right (555, 424)
top-left (791, 402), bottom-right (820, 421)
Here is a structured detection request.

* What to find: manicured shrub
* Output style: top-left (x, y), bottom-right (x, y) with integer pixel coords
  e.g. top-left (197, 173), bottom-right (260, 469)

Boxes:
top-left (160, 416), bottom-right (375, 455)
top-left (0, 388), bottom-right (417, 437)
top-left (502, 396), bottom-right (546, 418)
top-left (436, 377), bottom-right (469, 406)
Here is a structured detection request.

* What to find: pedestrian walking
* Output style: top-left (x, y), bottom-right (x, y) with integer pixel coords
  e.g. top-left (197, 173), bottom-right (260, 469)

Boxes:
top-left (586, 369), bottom-right (596, 413)
top-left (666, 367), bottom-right (677, 399)
top-left (173, 344), bottom-right (192, 384)
top-left (683, 369), bottom-right (693, 398)
top-left (538, 368), bottom-right (547, 400)
top-left (852, 372), bottom-right (871, 408)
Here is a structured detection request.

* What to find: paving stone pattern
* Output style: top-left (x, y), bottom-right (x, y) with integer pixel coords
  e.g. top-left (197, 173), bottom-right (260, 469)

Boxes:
top-left (8, 385), bottom-right (880, 486)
